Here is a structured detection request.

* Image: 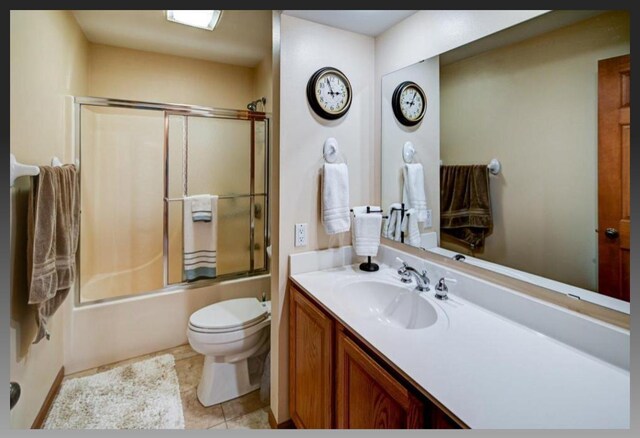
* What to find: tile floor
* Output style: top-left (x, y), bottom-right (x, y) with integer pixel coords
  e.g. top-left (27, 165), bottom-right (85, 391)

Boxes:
top-left (60, 344), bottom-right (271, 429)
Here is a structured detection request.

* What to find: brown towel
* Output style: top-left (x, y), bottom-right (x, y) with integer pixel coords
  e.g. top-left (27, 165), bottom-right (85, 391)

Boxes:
top-left (440, 165), bottom-right (492, 249)
top-left (27, 165), bottom-right (79, 343)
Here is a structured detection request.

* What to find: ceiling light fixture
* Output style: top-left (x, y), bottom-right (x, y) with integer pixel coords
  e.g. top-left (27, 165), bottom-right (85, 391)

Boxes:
top-left (165, 10), bottom-right (222, 31)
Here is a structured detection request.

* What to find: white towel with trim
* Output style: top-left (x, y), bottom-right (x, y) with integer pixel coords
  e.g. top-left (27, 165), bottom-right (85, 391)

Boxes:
top-left (191, 194), bottom-right (212, 222)
top-left (183, 195), bottom-right (218, 281)
top-left (322, 163), bottom-right (350, 234)
top-left (351, 206), bottom-right (382, 257)
top-left (402, 208), bottom-right (421, 247)
top-left (402, 163), bottom-right (428, 223)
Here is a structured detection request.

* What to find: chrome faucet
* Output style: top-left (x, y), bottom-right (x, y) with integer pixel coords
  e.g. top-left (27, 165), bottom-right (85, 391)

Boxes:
top-left (396, 258), bottom-right (430, 291)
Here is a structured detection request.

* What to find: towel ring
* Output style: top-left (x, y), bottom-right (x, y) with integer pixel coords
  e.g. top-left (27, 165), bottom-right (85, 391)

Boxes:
top-left (402, 141), bottom-right (415, 164)
top-left (323, 137), bottom-right (339, 163)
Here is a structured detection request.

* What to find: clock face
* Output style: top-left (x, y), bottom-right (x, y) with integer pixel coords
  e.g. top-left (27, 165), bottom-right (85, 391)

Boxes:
top-left (399, 86), bottom-right (424, 122)
top-left (392, 81), bottom-right (426, 126)
top-left (307, 67), bottom-right (352, 120)
top-left (314, 71), bottom-right (349, 115)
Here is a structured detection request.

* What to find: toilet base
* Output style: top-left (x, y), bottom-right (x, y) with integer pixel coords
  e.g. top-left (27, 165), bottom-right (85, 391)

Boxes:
top-left (196, 356), bottom-right (261, 406)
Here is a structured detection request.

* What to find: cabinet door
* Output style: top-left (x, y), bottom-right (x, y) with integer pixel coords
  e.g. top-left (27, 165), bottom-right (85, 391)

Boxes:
top-left (289, 286), bottom-right (334, 428)
top-left (336, 331), bottom-right (424, 429)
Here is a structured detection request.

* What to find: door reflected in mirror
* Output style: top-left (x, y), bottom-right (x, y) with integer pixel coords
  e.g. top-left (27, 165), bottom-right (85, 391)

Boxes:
top-left (380, 10), bottom-right (630, 312)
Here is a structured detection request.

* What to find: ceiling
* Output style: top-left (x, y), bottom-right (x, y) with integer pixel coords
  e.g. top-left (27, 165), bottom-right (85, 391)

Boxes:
top-left (282, 10), bottom-right (417, 37)
top-left (72, 10), bottom-right (272, 67)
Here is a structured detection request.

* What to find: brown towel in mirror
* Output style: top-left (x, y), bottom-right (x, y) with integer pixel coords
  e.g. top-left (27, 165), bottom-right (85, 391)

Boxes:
top-left (27, 164), bottom-right (79, 343)
top-left (440, 165), bottom-right (492, 249)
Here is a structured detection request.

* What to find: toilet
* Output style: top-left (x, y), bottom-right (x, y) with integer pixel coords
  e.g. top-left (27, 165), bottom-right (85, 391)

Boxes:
top-left (187, 297), bottom-right (271, 406)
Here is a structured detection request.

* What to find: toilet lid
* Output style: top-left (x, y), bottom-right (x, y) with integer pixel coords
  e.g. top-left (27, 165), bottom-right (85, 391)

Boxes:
top-left (189, 298), bottom-right (268, 331)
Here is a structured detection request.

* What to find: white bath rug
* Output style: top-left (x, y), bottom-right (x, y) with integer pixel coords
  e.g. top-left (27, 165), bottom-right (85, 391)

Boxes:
top-left (44, 354), bottom-right (185, 429)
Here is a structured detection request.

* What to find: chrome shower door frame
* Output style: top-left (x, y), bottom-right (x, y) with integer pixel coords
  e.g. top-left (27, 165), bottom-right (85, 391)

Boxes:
top-left (74, 96), bottom-right (270, 306)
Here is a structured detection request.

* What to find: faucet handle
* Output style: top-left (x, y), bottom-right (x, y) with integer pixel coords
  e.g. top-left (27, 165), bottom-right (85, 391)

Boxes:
top-left (395, 257), bottom-right (408, 268)
top-left (435, 277), bottom-right (456, 300)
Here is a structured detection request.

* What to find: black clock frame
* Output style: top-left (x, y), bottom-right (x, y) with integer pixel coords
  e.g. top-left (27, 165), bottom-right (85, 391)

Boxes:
top-left (306, 67), bottom-right (352, 120)
top-left (392, 81), bottom-right (427, 126)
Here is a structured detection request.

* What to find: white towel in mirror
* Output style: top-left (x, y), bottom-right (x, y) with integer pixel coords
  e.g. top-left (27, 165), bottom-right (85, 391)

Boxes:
top-left (402, 163), bottom-right (428, 223)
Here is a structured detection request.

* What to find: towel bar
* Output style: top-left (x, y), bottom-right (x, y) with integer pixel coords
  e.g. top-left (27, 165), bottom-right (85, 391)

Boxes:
top-left (165, 193), bottom-right (267, 202)
top-left (439, 158), bottom-right (501, 175)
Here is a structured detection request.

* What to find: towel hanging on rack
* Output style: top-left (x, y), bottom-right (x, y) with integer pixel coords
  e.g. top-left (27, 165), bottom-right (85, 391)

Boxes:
top-left (183, 195), bottom-right (218, 281)
top-left (321, 162), bottom-right (350, 234)
top-left (351, 206), bottom-right (383, 257)
top-left (27, 165), bottom-right (80, 343)
top-left (440, 165), bottom-right (493, 249)
top-left (402, 163), bottom-right (428, 223)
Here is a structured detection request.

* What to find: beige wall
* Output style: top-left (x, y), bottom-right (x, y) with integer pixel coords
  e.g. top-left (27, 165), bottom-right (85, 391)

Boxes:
top-left (254, 55), bottom-right (273, 113)
top-left (88, 43), bottom-right (257, 109)
top-left (440, 11), bottom-right (630, 290)
top-left (9, 10), bottom-right (89, 429)
top-left (271, 14), bottom-right (375, 423)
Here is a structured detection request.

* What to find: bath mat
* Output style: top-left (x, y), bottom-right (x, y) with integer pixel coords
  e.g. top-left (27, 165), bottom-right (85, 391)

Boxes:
top-left (44, 354), bottom-right (184, 429)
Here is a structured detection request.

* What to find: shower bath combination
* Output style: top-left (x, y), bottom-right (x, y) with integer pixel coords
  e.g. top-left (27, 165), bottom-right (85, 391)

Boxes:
top-left (75, 97), bottom-right (271, 304)
top-left (247, 97), bottom-right (267, 112)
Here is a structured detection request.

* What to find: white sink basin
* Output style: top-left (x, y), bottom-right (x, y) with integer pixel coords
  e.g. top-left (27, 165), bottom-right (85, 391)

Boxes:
top-left (334, 280), bottom-right (438, 330)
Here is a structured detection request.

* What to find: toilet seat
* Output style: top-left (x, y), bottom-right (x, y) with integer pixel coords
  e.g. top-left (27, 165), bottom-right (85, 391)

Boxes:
top-left (188, 297), bottom-right (269, 333)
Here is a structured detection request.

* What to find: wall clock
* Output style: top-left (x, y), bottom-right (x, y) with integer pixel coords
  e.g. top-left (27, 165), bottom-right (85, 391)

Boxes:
top-left (392, 81), bottom-right (426, 126)
top-left (306, 67), bottom-right (352, 120)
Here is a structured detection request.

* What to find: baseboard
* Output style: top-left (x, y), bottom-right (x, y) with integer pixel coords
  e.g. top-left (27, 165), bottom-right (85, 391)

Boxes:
top-left (31, 366), bottom-right (65, 429)
top-left (268, 407), bottom-right (295, 429)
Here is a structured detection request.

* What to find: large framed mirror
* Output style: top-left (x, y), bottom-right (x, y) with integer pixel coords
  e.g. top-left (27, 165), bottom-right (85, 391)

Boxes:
top-left (380, 10), bottom-right (630, 314)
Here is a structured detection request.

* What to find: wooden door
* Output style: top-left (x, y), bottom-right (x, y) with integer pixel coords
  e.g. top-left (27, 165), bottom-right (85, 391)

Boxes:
top-left (598, 54), bottom-right (630, 302)
top-left (336, 331), bottom-right (424, 429)
top-left (289, 285), bottom-right (334, 428)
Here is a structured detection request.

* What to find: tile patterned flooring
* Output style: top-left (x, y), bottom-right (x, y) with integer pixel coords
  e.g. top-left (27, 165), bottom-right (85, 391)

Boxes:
top-left (61, 344), bottom-right (271, 429)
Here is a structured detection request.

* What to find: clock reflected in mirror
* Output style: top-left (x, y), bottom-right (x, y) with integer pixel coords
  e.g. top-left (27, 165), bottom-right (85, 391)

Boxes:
top-left (307, 67), bottom-right (353, 120)
top-left (392, 81), bottom-right (427, 126)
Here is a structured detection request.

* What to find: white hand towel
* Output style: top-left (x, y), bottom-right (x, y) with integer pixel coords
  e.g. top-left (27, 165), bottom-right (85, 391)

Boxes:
top-left (351, 206), bottom-right (382, 257)
top-left (382, 203), bottom-right (402, 241)
top-left (322, 163), bottom-right (350, 234)
top-left (402, 163), bottom-right (428, 223)
top-left (191, 194), bottom-right (212, 222)
top-left (183, 195), bottom-right (218, 281)
top-left (402, 208), bottom-right (421, 247)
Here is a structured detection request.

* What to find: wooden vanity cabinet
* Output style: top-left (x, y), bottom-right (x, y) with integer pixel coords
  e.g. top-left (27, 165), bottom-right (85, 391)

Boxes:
top-left (289, 282), bottom-right (464, 429)
top-left (336, 329), bottom-right (424, 428)
top-left (289, 284), bottom-right (334, 428)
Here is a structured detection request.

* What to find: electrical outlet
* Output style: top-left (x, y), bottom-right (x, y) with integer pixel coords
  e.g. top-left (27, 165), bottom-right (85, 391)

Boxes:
top-left (295, 223), bottom-right (307, 247)
top-left (425, 209), bottom-right (432, 228)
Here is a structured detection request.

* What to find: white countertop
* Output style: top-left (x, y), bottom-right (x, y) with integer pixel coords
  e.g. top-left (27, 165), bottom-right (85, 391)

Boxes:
top-left (291, 263), bottom-right (630, 429)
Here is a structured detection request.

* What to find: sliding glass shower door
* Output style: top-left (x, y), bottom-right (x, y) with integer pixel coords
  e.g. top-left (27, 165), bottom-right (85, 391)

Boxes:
top-left (79, 106), bottom-right (165, 302)
top-left (77, 98), bottom-right (269, 304)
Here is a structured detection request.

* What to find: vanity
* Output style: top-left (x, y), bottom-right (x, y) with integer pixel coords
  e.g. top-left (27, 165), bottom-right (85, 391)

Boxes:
top-left (288, 245), bottom-right (629, 429)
